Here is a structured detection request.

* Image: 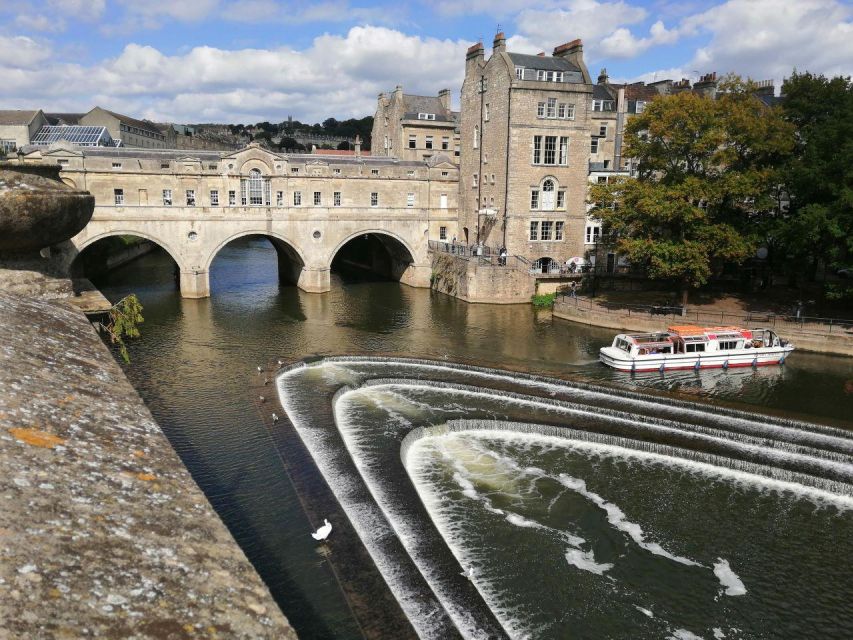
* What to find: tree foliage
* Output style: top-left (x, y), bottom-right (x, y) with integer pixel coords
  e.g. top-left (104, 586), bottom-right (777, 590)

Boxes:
top-left (774, 72), bottom-right (853, 285)
top-left (98, 294), bottom-right (144, 363)
top-left (589, 76), bottom-right (795, 306)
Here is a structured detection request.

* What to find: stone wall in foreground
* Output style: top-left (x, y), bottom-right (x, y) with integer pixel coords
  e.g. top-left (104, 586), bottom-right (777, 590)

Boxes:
top-left (0, 292), bottom-right (296, 639)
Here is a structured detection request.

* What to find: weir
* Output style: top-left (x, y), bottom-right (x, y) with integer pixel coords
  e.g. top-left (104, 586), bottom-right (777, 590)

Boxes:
top-left (275, 356), bottom-right (853, 639)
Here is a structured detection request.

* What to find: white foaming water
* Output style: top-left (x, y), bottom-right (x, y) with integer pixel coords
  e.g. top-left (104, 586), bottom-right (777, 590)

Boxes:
top-left (713, 628), bottom-right (726, 638)
top-left (635, 605), bottom-right (654, 618)
top-left (670, 630), bottom-right (705, 640)
top-left (277, 374), bottom-right (464, 640)
top-left (557, 473), bottom-right (701, 567)
top-left (279, 360), bottom-right (853, 639)
top-left (712, 559), bottom-right (747, 596)
top-left (565, 549), bottom-right (614, 575)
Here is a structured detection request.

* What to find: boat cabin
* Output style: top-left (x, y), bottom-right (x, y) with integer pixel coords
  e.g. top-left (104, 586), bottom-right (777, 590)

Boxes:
top-left (610, 326), bottom-right (784, 357)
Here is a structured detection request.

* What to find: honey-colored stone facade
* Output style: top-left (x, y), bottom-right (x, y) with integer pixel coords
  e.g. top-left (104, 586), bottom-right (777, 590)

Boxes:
top-left (372, 87), bottom-right (460, 163)
top-left (21, 142), bottom-right (458, 298)
top-left (459, 35), bottom-right (593, 263)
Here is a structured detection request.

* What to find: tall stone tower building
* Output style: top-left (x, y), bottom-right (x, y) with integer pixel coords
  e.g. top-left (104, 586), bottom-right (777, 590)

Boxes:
top-left (458, 33), bottom-right (593, 262)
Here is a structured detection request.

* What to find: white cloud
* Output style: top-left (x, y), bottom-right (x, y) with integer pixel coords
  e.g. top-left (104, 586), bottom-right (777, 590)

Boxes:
top-left (14, 13), bottom-right (65, 32)
top-left (114, 0), bottom-right (221, 26)
top-left (515, 0), bottom-right (647, 52)
top-left (47, 0), bottom-right (106, 21)
top-left (0, 36), bottom-right (53, 69)
top-left (679, 0), bottom-right (853, 81)
top-left (0, 26), bottom-right (468, 124)
top-left (599, 20), bottom-right (679, 58)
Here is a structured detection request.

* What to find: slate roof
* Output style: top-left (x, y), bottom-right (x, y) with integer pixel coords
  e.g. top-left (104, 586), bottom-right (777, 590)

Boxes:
top-left (401, 94), bottom-right (457, 123)
top-left (507, 53), bottom-right (580, 73)
top-left (0, 110), bottom-right (40, 126)
top-left (593, 84), bottom-right (616, 100)
top-left (33, 146), bottom-right (429, 167)
top-left (45, 113), bottom-right (85, 125)
top-left (95, 108), bottom-right (163, 135)
top-left (625, 83), bottom-right (660, 101)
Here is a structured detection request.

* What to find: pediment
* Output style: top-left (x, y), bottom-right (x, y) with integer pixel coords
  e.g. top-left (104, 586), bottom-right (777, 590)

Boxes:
top-left (41, 142), bottom-right (84, 157)
top-left (222, 143), bottom-right (282, 173)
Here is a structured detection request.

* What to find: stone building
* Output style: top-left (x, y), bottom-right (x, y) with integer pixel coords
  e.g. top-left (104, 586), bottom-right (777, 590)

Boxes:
top-left (79, 107), bottom-right (168, 149)
top-left (0, 110), bottom-right (48, 155)
top-left (371, 86), bottom-right (460, 162)
top-left (458, 33), bottom-right (594, 268)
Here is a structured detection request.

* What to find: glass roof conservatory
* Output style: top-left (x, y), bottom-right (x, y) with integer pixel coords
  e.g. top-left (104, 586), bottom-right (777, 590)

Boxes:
top-left (31, 125), bottom-right (119, 147)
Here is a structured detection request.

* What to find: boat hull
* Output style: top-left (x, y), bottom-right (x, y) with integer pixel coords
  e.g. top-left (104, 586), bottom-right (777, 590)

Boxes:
top-left (599, 346), bottom-right (794, 372)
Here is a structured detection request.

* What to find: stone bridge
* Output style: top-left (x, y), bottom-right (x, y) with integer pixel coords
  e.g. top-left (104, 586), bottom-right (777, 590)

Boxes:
top-left (72, 205), bottom-right (434, 297)
top-left (21, 143), bottom-right (459, 298)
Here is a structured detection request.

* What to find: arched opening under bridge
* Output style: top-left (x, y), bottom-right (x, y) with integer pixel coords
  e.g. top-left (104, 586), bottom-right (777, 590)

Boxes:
top-left (330, 232), bottom-right (415, 283)
top-left (207, 234), bottom-right (305, 295)
top-left (71, 233), bottom-right (180, 296)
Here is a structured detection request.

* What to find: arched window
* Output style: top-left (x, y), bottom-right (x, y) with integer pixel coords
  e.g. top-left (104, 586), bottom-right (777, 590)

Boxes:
top-left (541, 178), bottom-right (555, 210)
top-left (248, 169), bottom-right (264, 205)
top-left (473, 125), bottom-right (479, 149)
top-left (240, 168), bottom-right (271, 206)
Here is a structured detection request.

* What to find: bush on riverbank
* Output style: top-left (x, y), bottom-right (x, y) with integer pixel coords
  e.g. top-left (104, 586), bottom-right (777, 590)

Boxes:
top-left (532, 293), bottom-right (556, 308)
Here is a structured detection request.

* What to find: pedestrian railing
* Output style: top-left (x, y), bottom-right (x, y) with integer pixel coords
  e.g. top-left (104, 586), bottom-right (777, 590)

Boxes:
top-left (554, 294), bottom-right (853, 336)
top-left (428, 240), bottom-right (496, 259)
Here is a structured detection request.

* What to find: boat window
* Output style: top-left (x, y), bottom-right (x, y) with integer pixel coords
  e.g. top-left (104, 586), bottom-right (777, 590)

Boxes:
top-left (686, 343), bottom-right (706, 353)
top-left (615, 338), bottom-right (632, 352)
top-left (718, 340), bottom-right (740, 350)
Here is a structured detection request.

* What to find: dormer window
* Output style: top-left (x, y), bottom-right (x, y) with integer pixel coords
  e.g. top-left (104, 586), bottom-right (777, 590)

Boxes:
top-left (417, 113), bottom-right (436, 120)
top-left (592, 100), bottom-right (615, 112)
top-left (515, 66), bottom-right (524, 79)
top-left (536, 70), bottom-right (563, 82)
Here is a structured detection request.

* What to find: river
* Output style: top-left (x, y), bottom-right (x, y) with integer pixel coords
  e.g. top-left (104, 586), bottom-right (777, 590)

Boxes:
top-left (94, 238), bottom-right (853, 639)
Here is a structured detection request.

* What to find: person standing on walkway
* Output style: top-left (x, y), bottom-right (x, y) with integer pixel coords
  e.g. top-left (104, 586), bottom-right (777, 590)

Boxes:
top-left (570, 281), bottom-right (577, 298)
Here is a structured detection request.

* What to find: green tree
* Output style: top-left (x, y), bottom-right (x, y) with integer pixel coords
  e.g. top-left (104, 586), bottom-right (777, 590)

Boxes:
top-left (775, 72), bottom-right (853, 291)
top-left (98, 294), bottom-right (144, 363)
top-left (590, 77), bottom-right (795, 310)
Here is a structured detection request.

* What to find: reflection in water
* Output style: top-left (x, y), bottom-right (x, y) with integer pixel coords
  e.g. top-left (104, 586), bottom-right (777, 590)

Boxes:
top-left (93, 238), bottom-right (853, 639)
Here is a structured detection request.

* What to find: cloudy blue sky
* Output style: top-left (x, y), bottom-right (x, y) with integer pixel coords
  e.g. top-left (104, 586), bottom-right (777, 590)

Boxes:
top-left (1, 0), bottom-right (851, 124)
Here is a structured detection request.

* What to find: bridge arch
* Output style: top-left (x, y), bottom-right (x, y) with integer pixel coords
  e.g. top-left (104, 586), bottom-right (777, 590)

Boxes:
top-left (204, 230), bottom-right (307, 273)
top-left (329, 229), bottom-right (419, 283)
top-left (204, 230), bottom-right (309, 292)
top-left (73, 229), bottom-right (185, 271)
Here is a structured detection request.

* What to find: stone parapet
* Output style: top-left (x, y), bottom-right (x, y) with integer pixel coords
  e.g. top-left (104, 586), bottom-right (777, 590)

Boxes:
top-left (0, 292), bottom-right (296, 638)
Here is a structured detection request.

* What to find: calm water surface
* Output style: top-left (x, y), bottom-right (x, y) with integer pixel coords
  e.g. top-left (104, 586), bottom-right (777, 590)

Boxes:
top-left (95, 239), bottom-right (853, 639)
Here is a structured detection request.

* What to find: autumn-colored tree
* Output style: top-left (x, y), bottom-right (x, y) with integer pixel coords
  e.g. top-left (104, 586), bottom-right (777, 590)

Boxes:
top-left (590, 77), bottom-right (795, 310)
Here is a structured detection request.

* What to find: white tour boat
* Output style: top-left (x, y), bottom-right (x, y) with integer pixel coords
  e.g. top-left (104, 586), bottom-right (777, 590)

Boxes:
top-left (599, 325), bottom-right (794, 373)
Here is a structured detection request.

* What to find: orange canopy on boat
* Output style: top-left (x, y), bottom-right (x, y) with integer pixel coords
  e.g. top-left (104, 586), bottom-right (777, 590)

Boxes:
top-left (667, 325), bottom-right (706, 336)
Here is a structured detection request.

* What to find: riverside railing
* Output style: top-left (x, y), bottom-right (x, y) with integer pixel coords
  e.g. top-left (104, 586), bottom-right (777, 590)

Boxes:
top-left (429, 241), bottom-right (530, 270)
top-left (554, 293), bottom-right (853, 336)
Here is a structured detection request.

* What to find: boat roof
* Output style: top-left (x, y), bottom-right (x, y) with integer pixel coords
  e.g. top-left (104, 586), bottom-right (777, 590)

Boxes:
top-left (668, 325), bottom-right (749, 337)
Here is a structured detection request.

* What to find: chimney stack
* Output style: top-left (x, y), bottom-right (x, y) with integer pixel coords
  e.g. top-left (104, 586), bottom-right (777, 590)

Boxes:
top-left (354, 135), bottom-right (361, 157)
top-left (466, 41), bottom-right (484, 72)
top-left (552, 38), bottom-right (590, 84)
top-left (493, 31), bottom-right (506, 54)
top-left (438, 88), bottom-right (451, 112)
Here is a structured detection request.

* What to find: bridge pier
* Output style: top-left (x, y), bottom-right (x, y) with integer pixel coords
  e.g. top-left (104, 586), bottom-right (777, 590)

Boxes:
top-left (180, 269), bottom-right (210, 299)
top-left (399, 264), bottom-right (432, 289)
top-left (297, 267), bottom-right (331, 293)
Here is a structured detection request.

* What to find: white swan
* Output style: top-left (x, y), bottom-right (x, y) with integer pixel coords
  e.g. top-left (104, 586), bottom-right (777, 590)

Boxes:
top-left (311, 518), bottom-right (332, 541)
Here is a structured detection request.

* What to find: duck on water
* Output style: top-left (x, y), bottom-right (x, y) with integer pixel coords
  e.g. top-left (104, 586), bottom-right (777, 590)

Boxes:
top-left (599, 325), bottom-right (794, 373)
